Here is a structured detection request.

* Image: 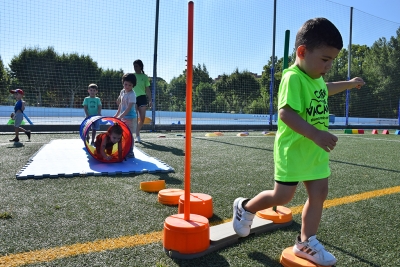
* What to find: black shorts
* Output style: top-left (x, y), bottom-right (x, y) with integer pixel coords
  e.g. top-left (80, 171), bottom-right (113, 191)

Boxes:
top-left (275, 180), bottom-right (299, 186)
top-left (136, 95), bottom-right (148, 107)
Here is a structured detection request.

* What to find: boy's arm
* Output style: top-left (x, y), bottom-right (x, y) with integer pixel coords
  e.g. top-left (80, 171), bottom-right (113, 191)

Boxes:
top-left (98, 103), bottom-right (102, 116)
top-left (21, 101), bottom-right (25, 112)
top-left (326, 77), bottom-right (365, 96)
top-left (279, 105), bottom-right (338, 152)
top-left (114, 105), bottom-right (121, 118)
top-left (117, 102), bottom-right (134, 119)
top-left (83, 105), bottom-right (89, 117)
top-left (118, 141), bottom-right (122, 160)
top-left (100, 136), bottom-right (110, 160)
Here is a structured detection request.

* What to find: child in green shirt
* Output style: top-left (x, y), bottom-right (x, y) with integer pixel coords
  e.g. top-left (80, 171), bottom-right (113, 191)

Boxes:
top-left (232, 18), bottom-right (365, 266)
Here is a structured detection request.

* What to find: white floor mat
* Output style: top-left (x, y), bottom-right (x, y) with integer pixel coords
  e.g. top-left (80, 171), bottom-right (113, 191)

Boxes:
top-left (16, 139), bottom-right (174, 179)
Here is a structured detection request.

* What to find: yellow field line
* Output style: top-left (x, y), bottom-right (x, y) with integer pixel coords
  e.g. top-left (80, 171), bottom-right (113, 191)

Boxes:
top-left (1, 185), bottom-right (400, 267)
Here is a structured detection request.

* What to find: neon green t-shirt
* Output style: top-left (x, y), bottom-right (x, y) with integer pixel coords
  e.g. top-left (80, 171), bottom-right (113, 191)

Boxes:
top-left (274, 65), bottom-right (330, 182)
top-left (133, 73), bottom-right (150, 97)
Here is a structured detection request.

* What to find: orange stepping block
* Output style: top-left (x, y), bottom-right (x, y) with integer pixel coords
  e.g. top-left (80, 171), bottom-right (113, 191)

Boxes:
top-left (178, 193), bottom-right (213, 219)
top-left (256, 206), bottom-right (292, 224)
top-left (237, 132), bottom-right (249, 137)
top-left (140, 180), bottom-right (166, 192)
top-left (163, 213), bottom-right (210, 255)
top-left (158, 188), bottom-right (185, 205)
top-left (280, 247), bottom-right (333, 267)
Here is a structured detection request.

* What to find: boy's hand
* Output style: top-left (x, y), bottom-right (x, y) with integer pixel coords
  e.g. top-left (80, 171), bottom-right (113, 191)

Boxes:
top-left (349, 77), bottom-right (365, 89)
top-left (312, 130), bottom-right (338, 152)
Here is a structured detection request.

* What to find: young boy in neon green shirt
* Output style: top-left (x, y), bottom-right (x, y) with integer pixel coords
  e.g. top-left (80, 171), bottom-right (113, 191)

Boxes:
top-left (232, 18), bottom-right (365, 266)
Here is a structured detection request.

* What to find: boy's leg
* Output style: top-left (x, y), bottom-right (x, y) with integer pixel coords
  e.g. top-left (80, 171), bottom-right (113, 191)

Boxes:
top-left (233, 182), bottom-right (297, 237)
top-left (122, 118), bottom-right (136, 157)
top-left (301, 178), bottom-right (328, 240)
top-left (293, 178), bottom-right (336, 266)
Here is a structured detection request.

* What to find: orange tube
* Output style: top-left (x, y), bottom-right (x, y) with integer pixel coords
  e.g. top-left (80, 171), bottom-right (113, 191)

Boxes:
top-left (184, 1), bottom-right (194, 221)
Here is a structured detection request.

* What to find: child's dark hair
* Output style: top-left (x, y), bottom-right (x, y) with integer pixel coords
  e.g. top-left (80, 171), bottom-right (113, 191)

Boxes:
top-left (133, 59), bottom-right (145, 74)
top-left (107, 122), bottom-right (123, 136)
top-left (122, 73), bottom-right (137, 87)
top-left (295, 18), bottom-right (343, 51)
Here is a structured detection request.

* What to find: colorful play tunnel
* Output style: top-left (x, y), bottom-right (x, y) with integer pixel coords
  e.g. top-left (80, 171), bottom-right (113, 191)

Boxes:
top-left (80, 116), bottom-right (133, 163)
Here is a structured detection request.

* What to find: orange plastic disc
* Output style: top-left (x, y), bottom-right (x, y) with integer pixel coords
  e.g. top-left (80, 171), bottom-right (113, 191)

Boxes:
top-left (163, 213), bottom-right (210, 254)
top-left (205, 133), bottom-right (218, 137)
top-left (236, 132), bottom-right (249, 136)
top-left (178, 193), bottom-right (213, 218)
top-left (213, 132), bottom-right (224, 136)
top-left (158, 188), bottom-right (185, 205)
top-left (140, 180), bottom-right (166, 192)
top-left (280, 247), bottom-right (330, 267)
top-left (256, 206), bottom-right (292, 223)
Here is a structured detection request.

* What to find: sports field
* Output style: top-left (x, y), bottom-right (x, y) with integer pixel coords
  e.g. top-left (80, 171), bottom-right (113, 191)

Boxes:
top-left (0, 131), bottom-right (399, 267)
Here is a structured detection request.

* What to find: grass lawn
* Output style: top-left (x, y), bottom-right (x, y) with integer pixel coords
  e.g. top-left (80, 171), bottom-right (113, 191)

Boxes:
top-left (0, 130), bottom-right (399, 267)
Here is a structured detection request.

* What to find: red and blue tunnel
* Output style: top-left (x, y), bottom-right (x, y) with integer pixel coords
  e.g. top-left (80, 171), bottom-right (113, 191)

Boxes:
top-left (80, 116), bottom-right (133, 163)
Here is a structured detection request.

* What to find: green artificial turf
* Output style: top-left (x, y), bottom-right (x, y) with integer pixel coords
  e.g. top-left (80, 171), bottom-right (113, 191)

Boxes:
top-left (0, 130), bottom-right (399, 266)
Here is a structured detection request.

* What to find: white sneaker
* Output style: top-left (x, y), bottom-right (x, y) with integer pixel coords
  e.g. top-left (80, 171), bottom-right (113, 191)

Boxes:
top-left (293, 235), bottom-right (337, 266)
top-left (232, 197), bottom-right (255, 237)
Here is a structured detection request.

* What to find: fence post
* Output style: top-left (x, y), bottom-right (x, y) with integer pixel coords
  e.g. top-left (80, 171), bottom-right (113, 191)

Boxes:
top-left (151, 0), bottom-right (160, 131)
top-left (345, 7), bottom-right (353, 126)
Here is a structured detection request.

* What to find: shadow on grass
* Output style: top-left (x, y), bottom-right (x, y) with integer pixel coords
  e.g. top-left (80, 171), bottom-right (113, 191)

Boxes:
top-left (320, 239), bottom-right (380, 267)
top-left (152, 173), bottom-right (182, 185)
top-left (193, 137), bottom-right (273, 152)
top-left (172, 253), bottom-right (231, 267)
top-left (139, 140), bottom-right (184, 156)
top-left (331, 159), bottom-right (400, 173)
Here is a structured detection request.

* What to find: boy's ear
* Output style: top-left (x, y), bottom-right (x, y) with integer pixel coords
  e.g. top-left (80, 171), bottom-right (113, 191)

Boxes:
top-left (297, 45), bottom-right (306, 59)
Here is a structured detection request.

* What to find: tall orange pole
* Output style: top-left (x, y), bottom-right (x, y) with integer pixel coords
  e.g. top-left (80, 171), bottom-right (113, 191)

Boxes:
top-left (184, 1), bottom-right (194, 221)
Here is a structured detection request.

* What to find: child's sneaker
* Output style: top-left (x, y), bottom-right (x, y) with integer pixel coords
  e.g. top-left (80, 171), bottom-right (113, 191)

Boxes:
top-left (136, 136), bottom-right (141, 143)
top-left (9, 137), bottom-right (19, 142)
top-left (126, 152), bottom-right (135, 158)
top-left (293, 235), bottom-right (337, 266)
top-left (232, 197), bottom-right (255, 237)
top-left (25, 130), bottom-right (31, 141)
top-left (90, 141), bottom-right (95, 146)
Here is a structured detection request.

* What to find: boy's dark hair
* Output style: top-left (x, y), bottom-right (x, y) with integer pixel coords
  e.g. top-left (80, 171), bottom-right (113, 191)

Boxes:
top-left (295, 18), bottom-right (343, 51)
top-left (107, 122), bottom-right (123, 136)
top-left (88, 84), bottom-right (98, 90)
top-left (122, 73), bottom-right (137, 86)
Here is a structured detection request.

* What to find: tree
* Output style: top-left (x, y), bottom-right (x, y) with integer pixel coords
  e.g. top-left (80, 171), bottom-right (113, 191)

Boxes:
top-left (9, 46), bottom-right (58, 106)
top-left (167, 63), bottom-right (214, 111)
top-left (97, 68), bottom-right (124, 109)
top-left (214, 69), bottom-right (260, 113)
top-left (57, 53), bottom-right (101, 108)
top-left (0, 57), bottom-right (10, 104)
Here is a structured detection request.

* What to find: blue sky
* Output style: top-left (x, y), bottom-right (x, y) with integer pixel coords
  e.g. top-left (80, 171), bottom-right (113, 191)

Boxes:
top-left (1, 0), bottom-right (399, 83)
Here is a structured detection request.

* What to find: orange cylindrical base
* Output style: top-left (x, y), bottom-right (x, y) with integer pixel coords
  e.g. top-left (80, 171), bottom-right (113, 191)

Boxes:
top-left (178, 193), bottom-right (213, 218)
top-left (280, 247), bottom-right (331, 267)
top-left (163, 213), bottom-right (210, 254)
top-left (140, 180), bottom-right (166, 192)
top-left (158, 188), bottom-right (185, 205)
top-left (256, 206), bottom-right (292, 223)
